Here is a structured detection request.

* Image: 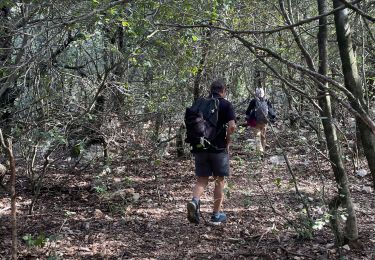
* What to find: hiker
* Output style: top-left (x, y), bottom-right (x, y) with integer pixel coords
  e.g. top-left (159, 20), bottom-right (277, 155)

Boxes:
top-left (245, 88), bottom-right (276, 153)
top-left (186, 79), bottom-right (236, 224)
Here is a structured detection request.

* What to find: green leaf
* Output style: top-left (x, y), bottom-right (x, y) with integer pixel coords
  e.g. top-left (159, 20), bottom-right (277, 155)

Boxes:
top-left (22, 234), bottom-right (34, 247)
top-left (92, 0), bottom-right (99, 6)
top-left (191, 35), bottom-right (198, 42)
top-left (191, 66), bottom-right (198, 75)
top-left (274, 177), bottom-right (281, 188)
top-left (121, 20), bottom-right (130, 27)
top-left (34, 234), bottom-right (47, 247)
top-left (109, 7), bottom-right (116, 16)
top-left (154, 159), bottom-right (161, 166)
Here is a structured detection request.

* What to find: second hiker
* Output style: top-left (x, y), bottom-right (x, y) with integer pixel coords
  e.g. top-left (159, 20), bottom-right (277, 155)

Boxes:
top-left (245, 87), bottom-right (276, 154)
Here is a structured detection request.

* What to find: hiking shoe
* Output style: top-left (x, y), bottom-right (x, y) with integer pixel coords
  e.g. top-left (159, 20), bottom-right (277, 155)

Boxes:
top-left (187, 200), bottom-right (200, 224)
top-left (211, 212), bottom-right (227, 224)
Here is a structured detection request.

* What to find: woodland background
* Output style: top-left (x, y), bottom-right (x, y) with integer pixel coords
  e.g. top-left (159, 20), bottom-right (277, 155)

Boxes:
top-left (0, 0), bottom-right (375, 259)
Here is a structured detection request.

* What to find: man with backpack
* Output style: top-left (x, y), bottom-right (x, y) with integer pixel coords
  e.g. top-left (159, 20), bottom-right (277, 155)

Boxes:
top-left (245, 88), bottom-right (276, 154)
top-left (185, 79), bottom-right (236, 224)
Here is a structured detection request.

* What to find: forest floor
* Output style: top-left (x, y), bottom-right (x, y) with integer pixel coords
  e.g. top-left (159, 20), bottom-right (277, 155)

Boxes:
top-left (1, 122), bottom-right (375, 259)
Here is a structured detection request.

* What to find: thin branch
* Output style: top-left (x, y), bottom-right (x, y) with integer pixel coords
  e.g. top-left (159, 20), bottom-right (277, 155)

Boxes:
top-left (157, 0), bottom-right (363, 35)
top-left (247, 47), bottom-right (323, 113)
top-left (233, 34), bottom-right (375, 134)
top-left (278, 0), bottom-right (315, 70)
top-left (338, 0), bottom-right (375, 22)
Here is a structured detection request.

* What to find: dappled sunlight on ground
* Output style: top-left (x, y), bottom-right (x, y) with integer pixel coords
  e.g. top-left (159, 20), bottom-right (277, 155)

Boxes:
top-left (1, 124), bottom-right (374, 259)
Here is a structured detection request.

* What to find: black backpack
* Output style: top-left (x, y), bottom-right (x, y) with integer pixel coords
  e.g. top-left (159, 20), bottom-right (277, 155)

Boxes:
top-left (184, 97), bottom-right (220, 148)
top-left (255, 98), bottom-right (269, 124)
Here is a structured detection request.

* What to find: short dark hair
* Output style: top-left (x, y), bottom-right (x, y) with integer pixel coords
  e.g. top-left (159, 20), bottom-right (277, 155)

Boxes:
top-left (210, 79), bottom-right (226, 94)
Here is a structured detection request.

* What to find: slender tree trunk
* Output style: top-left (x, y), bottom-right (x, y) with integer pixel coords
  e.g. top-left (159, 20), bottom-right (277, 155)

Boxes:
top-left (176, 124), bottom-right (185, 157)
top-left (193, 27), bottom-right (212, 101)
top-left (333, 0), bottom-right (375, 189)
top-left (0, 130), bottom-right (17, 260)
top-left (318, 0), bottom-right (358, 244)
top-left (113, 26), bottom-right (126, 112)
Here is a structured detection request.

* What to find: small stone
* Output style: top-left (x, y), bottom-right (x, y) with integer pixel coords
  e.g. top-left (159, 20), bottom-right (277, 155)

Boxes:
top-left (132, 193), bottom-right (140, 202)
top-left (270, 156), bottom-right (282, 165)
top-left (94, 209), bottom-right (104, 218)
top-left (362, 186), bottom-right (373, 193)
top-left (79, 247), bottom-right (91, 252)
top-left (356, 169), bottom-right (367, 177)
top-left (342, 244), bottom-right (350, 251)
top-left (104, 215), bottom-right (113, 221)
top-left (316, 207), bottom-right (324, 215)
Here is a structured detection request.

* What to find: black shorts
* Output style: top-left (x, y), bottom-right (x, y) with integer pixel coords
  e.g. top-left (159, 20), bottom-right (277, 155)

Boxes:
top-left (194, 151), bottom-right (230, 177)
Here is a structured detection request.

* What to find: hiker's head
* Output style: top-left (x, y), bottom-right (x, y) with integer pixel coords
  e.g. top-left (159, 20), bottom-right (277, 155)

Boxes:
top-left (255, 88), bottom-right (265, 98)
top-left (210, 79), bottom-right (227, 97)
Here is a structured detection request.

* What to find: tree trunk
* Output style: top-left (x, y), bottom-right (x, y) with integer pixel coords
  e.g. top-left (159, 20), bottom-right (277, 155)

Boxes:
top-left (0, 6), bottom-right (14, 137)
top-left (0, 130), bottom-right (17, 260)
top-left (333, 0), bottom-right (375, 189)
top-left (318, 0), bottom-right (358, 244)
top-left (176, 124), bottom-right (185, 158)
top-left (193, 27), bottom-right (212, 101)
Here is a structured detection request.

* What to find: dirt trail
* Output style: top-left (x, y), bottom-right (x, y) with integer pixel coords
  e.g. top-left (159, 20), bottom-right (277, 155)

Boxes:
top-left (1, 125), bottom-right (374, 259)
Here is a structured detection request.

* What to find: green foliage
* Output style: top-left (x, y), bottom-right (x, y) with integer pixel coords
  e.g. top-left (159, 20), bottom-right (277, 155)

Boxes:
top-left (71, 141), bottom-right (85, 158)
top-left (224, 182), bottom-right (235, 198)
top-left (0, 0), bottom-right (15, 8)
top-left (38, 130), bottom-right (67, 145)
top-left (273, 177), bottom-right (282, 189)
top-left (242, 197), bottom-right (251, 207)
top-left (122, 176), bottom-right (133, 187)
top-left (22, 233), bottom-right (48, 248)
top-left (240, 186), bottom-right (254, 209)
top-left (312, 213), bottom-right (331, 230)
top-left (93, 185), bottom-right (107, 194)
top-left (233, 155), bottom-right (243, 166)
top-left (153, 158), bottom-right (161, 166)
top-left (295, 214), bottom-right (314, 240)
top-left (93, 176), bottom-right (107, 194)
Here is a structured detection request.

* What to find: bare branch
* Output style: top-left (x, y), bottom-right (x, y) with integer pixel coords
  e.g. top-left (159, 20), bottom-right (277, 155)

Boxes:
top-left (233, 35), bottom-right (375, 134)
top-left (338, 0), bottom-right (375, 22)
top-left (157, 0), bottom-right (363, 35)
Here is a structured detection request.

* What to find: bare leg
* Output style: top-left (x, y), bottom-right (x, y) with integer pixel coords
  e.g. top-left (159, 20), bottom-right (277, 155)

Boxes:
top-left (193, 176), bottom-right (209, 199)
top-left (253, 127), bottom-right (263, 152)
top-left (213, 176), bottom-right (225, 213)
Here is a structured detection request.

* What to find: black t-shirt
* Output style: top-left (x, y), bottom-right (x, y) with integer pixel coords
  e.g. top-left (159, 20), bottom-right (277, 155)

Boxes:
top-left (193, 93), bottom-right (236, 153)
